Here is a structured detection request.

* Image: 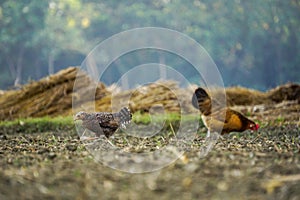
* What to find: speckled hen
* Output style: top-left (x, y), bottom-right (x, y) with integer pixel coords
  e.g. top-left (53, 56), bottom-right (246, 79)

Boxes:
top-left (74, 107), bottom-right (132, 138)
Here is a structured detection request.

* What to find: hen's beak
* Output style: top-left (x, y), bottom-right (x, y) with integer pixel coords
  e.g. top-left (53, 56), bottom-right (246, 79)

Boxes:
top-left (255, 124), bottom-right (260, 131)
top-left (249, 123), bottom-right (259, 132)
top-left (74, 114), bottom-right (80, 121)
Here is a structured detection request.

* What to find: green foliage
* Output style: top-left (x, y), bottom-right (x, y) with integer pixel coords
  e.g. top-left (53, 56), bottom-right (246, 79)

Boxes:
top-left (133, 112), bottom-right (204, 134)
top-left (0, 114), bottom-right (204, 134)
top-left (133, 111), bottom-right (201, 124)
top-left (133, 111), bottom-right (180, 124)
top-left (0, 116), bottom-right (75, 134)
top-left (0, 0), bottom-right (299, 89)
top-left (0, 0), bottom-right (48, 85)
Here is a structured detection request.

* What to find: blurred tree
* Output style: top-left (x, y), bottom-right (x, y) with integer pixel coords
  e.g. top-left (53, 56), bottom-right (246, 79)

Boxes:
top-left (36, 0), bottom-right (92, 74)
top-left (0, 0), bottom-right (299, 89)
top-left (0, 0), bottom-right (48, 86)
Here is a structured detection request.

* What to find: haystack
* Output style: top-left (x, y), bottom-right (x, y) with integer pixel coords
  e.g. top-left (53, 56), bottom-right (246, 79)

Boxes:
top-left (0, 67), bottom-right (108, 120)
top-left (0, 66), bottom-right (299, 121)
top-left (95, 81), bottom-right (187, 113)
top-left (267, 83), bottom-right (300, 103)
top-left (225, 86), bottom-right (268, 106)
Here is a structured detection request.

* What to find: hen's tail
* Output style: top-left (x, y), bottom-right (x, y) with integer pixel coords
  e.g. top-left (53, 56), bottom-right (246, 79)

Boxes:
top-left (192, 87), bottom-right (212, 115)
top-left (116, 107), bottom-right (132, 127)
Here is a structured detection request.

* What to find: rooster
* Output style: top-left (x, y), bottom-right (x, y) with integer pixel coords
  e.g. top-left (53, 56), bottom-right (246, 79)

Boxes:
top-left (74, 107), bottom-right (132, 138)
top-left (192, 87), bottom-right (259, 136)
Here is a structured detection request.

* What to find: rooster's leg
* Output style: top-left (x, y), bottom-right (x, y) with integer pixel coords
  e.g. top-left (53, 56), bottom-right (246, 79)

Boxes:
top-left (206, 130), bottom-right (211, 138)
top-left (106, 139), bottom-right (114, 146)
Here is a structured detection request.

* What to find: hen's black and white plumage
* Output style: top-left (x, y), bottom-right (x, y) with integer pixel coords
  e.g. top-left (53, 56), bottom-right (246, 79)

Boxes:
top-left (74, 107), bottom-right (132, 138)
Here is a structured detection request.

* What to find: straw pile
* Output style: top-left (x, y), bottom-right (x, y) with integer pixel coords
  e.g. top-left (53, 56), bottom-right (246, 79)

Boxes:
top-left (0, 66), bottom-right (299, 121)
top-left (225, 87), bottom-right (268, 106)
top-left (212, 83), bottom-right (300, 106)
top-left (0, 67), bottom-right (108, 120)
top-left (91, 81), bottom-right (192, 113)
top-left (77, 82), bottom-right (300, 115)
top-left (267, 83), bottom-right (300, 103)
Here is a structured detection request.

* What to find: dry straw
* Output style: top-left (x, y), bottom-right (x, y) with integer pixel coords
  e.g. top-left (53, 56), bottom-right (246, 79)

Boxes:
top-left (0, 67), bottom-right (298, 121)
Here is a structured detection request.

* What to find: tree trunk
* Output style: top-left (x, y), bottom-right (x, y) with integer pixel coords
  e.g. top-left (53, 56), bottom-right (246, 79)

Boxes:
top-left (48, 53), bottom-right (54, 75)
top-left (6, 47), bottom-right (25, 87)
top-left (14, 47), bottom-right (25, 86)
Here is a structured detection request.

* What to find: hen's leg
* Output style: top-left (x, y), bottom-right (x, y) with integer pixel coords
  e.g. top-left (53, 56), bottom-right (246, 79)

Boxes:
top-left (81, 135), bottom-right (115, 146)
top-left (106, 138), bottom-right (114, 146)
top-left (80, 130), bottom-right (99, 141)
top-left (79, 129), bottom-right (88, 140)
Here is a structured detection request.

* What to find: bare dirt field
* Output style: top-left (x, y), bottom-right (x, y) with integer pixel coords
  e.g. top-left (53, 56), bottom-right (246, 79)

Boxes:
top-left (0, 101), bottom-right (299, 200)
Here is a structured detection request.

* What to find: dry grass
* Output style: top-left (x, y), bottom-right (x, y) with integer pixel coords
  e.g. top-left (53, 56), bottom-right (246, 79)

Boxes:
top-left (0, 67), bottom-right (107, 120)
top-left (267, 83), bottom-right (300, 103)
top-left (225, 86), bottom-right (268, 105)
top-left (92, 81), bottom-right (194, 114)
top-left (0, 66), bottom-right (299, 121)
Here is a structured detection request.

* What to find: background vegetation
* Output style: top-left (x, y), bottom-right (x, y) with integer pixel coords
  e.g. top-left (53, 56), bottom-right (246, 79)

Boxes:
top-left (0, 0), bottom-right (299, 90)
